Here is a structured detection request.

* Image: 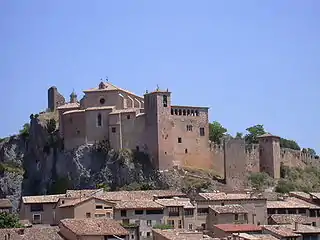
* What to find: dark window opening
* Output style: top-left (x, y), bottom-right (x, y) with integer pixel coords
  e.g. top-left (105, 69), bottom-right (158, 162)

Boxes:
top-left (86, 212), bottom-right (91, 218)
top-left (184, 209), bottom-right (194, 216)
top-left (200, 127), bottom-right (205, 136)
top-left (135, 210), bottom-right (143, 215)
top-left (164, 151), bottom-right (167, 155)
top-left (96, 205), bottom-right (103, 209)
top-left (97, 113), bottom-right (102, 126)
top-left (175, 109), bottom-right (178, 115)
top-left (127, 115), bottom-right (130, 119)
top-left (112, 127), bottom-right (116, 133)
top-left (187, 125), bottom-right (193, 131)
top-left (185, 148), bottom-right (188, 154)
top-left (178, 137), bottom-right (182, 143)
top-left (146, 209), bottom-right (163, 215)
top-left (30, 204), bottom-right (43, 212)
top-left (163, 95), bottom-right (168, 107)
top-left (195, 110), bottom-right (199, 116)
top-left (178, 109), bottom-right (182, 115)
top-left (121, 210), bottom-right (127, 217)
top-left (221, 202), bottom-right (225, 206)
top-left (147, 232), bottom-right (151, 237)
top-left (197, 208), bottom-right (208, 215)
top-left (76, 130), bottom-right (80, 135)
top-left (191, 110), bottom-right (194, 116)
top-left (187, 109), bottom-right (190, 115)
top-left (171, 109), bottom-right (174, 115)
top-left (168, 207), bottom-right (179, 217)
top-left (183, 109), bottom-right (186, 115)
top-left (235, 214), bottom-right (239, 220)
top-left (100, 98), bottom-right (105, 104)
top-left (136, 146), bottom-right (140, 151)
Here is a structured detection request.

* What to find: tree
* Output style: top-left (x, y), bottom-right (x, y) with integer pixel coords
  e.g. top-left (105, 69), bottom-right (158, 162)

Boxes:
top-left (19, 123), bottom-right (30, 141)
top-left (0, 212), bottom-right (22, 228)
top-left (209, 121), bottom-right (228, 144)
top-left (235, 132), bottom-right (244, 139)
top-left (280, 138), bottom-right (300, 150)
top-left (244, 124), bottom-right (266, 144)
top-left (248, 172), bottom-right (273, 190)
top-left (275, 179), bottom-right (295, 193)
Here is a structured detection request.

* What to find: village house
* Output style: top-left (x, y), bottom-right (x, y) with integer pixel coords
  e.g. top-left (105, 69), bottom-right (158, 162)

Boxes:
top-left (266, 196), bottom-right (320, 227)
top-left (206, 204), bottom-right (249, 229)
top-left (195, 192), bottom-right (267, 230)
top-left (0, 226), bottom-right (63, 240)
top-left (59, 218), bottom-right (129, 240)
top-left (20, 194), bottom-right (65, 225)
top-left (0, 198), bottom-right (12, 213)
top-left (268, 214), bottom-right (312, 226)
top-left (231, 232), bottom-right (278, 240)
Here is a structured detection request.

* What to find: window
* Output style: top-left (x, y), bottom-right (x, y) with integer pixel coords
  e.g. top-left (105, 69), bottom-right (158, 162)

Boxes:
top-left (104, 206), bottom-right (112, 209)
top-left (136, 146), bottom-right (140, 152)
top-left (127, 115), bottom-right (130, 119)
top-left (147, 220), bottom-right (152, 226)
top-left (97, 113), bottom-right (102, 127)
top-left (106, 212), bottom-right (111, 218)
top-left (167, 220), bottom-right (174, 227)
top-left (121, 210), bottom-right (127, 217)
top-left (186, 125), bottom-right (193, 131)
top-left (135, 210), bottom-right (143, 215)
top-left (95, 214), bottom-right (105, 218)
top-left (171, 109), bottom-right (174, 115)
top-left (30, 204), bottom-right (43, 212)
top-left (184, 209), bottom-right (194, 216)
top-left (146, 209), bottom-right (163, 215)
top-left (112, 127), bottom-right (116, 133)
top-left (163, 95), bottom-right (168, 107)
top-left (168, 207), bottom-right (179, 217)
top-left (178, 137), bottom-right (182, 143)
top-left (96, 205), bottom-right (103, 209)
top-left (197, 208), bottom-right (209, 216)
top-left (200, 127), bottom-right (205, 136)
top-left (183, 109), bottom-right (186, 115)
top-left (185, 148), bottom-right (188, 154)
top-left (131, 234), bottom-right (134, 239)
top-left (178, 220), bottom-right (182, 228)
top-left (188, 224), bottom-right (193, 230)
top-left (76, 130), bottom-right (80, 135)
top-left (201, 223), bottom-right (206, 230)
top-left (147, 232), bottom-right (151, 237)
top-left (61, 200), bottom-right (65, 204)
top-left (100, 98), bottom-right (105, 104)
top-left (86, 212), bottom-right (91, 218)
top-left (221, 202), bottom-right (225, 206)
top-left (235, 214), bottom-right (239, 221)
top-left (32, 214), bottom-right (41, 224)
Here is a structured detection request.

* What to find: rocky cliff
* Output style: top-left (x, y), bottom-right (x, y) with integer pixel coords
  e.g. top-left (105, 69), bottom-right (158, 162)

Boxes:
top-left (0, 113), bottom-right (224, 212)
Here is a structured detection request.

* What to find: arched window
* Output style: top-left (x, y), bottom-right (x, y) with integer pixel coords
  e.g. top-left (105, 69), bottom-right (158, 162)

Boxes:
top-left (97, 113), bottom-right (102, 127)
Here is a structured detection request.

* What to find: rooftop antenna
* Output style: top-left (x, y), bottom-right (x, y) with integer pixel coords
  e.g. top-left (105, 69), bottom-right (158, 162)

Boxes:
top-left (106, 76), bottom-right (108, 82)
top-left (156, 84), bottom-right (159, 91)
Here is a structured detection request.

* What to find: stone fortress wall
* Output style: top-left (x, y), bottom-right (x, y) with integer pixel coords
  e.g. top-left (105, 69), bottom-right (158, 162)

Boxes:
top-left (210, 140), bottom-right (318, 179)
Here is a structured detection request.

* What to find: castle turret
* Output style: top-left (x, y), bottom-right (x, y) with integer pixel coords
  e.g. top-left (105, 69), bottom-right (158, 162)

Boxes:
top-left (70, 91), bottom-right (78, 103)
top-left (258, 133), bottom-right (281, 178)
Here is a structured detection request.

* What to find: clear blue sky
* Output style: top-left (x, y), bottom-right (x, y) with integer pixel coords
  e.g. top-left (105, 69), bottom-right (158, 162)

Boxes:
top-left (0, 0), bottom-right (319, 152)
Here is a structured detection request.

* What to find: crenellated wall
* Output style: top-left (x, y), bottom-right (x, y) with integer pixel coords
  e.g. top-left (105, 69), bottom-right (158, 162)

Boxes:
top-left (280, 148), bottom-right (312, 168)
top-left (245, 144), bottom-right (260, 173)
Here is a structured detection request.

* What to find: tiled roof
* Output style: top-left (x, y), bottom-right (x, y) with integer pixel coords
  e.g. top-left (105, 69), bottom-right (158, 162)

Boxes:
top-left (83, 82), bottom-right (144, 100)
top-left (309, 192), bottom-right (320, 199)
top-left (262, 225), bottom-right (301, 237)
top-left (57, 102), bottom-right (80, 110)
top-left (86, 106), bottom-right (115, 111)
top-left (22, 194), bottom-right (65, 204)
top-left (214, 224), bottom-right (262, 232)
top-left (247, 233), bottom-right (278, 240)
top-left (60, 218), bottom-right (129, 236)
top-left (63, 109), bottom-right (85, 115)
top-left (0, 199), bottom-right (12, 208)
top-left (152, 229), bottom-right (205, 240)
top-left (267, 197), bottom-right (320, 209)
top-left (114, 200), bottom-right (163, 209)
top-left (269, 214), bottom-right (311, 224)
top-left (199, 192), bottom-right (262, 201)
top-left (101, 190), bottom-right (186, 201)
top-left (209, 204), bottom-right (248, 214)
top-left (288, 223), bottom-right (320, 234)
top-left (289, 191), bottom-right (310, 200)
top-left (59, 196), bottom-right (114, 208)
top-left (109, 108), bottom-right (140, 115)
top-left (66, 189), bottom-right (104, 198)
top-left (257, 133), bottom-right (280, 138)
top-left (155, 198), bottom-right (195, 208)
top-left (0, 226), bottom-right (63, 240)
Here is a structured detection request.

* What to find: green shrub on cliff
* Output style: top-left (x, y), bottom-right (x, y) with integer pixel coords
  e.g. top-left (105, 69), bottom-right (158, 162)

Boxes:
top-left (19, 123), bottom-right (30, 141)
top-left (248, 172), bottom-right (273, 190)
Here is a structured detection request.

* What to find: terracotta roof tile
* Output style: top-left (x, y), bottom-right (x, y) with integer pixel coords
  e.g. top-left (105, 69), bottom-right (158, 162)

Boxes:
top-left (57, 102), bottom-right (80, 110)
top-left (267, 197), bottom-right (320, 209)
top-left (0, 226), bottom-right (63, 240)
top-left (262, 225), bottom-right (301, 237)
top-left (114, 200), bottom-right (163, 209)
top-left (209, 204), bottom-right (248, 214)
top-left (0, 199), bottom-right (12, 208)
top-left (155, 198), bottom-right (195, 208)
top-left (66, 189), bottom-right (104, 198)
top-left (199, 192), bottom-right (261, 201)
top-left (152, 229), bottom-right (206, 240)
top-left (214, 224), bottom-right (262, 232)
top-left (269, 214), bottom-right (311, 224)
top-left (22, 194), bottom-right (65, 204)
top-left (101, 190), bottom-right (186, 201)
top-left (239, 233), bottom-right (278, 240)
top-left (59, 196), bottom-right (114, 208)
top-left (60, 218), bottom-right (129, 236)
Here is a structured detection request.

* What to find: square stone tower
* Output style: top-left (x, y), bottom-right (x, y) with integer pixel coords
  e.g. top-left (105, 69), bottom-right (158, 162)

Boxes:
top-left (258, 133), bottom-right (281, 179)
top-left (144, 88), bottom-right (173, 169)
